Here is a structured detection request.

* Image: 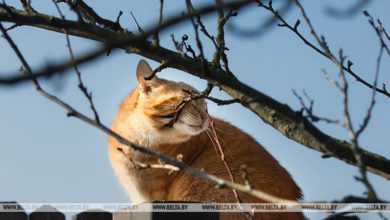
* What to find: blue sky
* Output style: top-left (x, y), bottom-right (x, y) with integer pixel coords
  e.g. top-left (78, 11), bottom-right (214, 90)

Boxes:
top-left (0, 1), bottom-right (389, 219)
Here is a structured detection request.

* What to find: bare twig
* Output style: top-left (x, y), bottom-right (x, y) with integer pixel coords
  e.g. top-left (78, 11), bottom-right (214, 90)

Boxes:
top-left (52, 0), bottom-right (100, 123)
top-left (213, 0), bottom-right (237, 74)
top-left (115, 10), bottom-right (123, 27)
top-left (295, 48), bottom-right (380, 202)
top-left (58, 0), bottom-right (124, 31)
top-left (292, 0), bottom-right (333, 57)
top-left (324, 196), bottom-right (389, 219)
top-left (338, 51), bottom-right (353, 139)
top-left (321, 68), bottom-right (341, 89)
top-left (207, 113), bottom-right (242, 204)
top-left (0, 0), bottom-right (254, 83)
top-left (52, 0), bottom-right (65, 19)
top-left (0, 45), bottom-right (111, 85)
top-left (20, 0), bottom-right (35, 13)
top-left (205, 96), bottom-right (239, 105)
top-left (284, 1), bottom-right (381, 201)
top-left (163, 84), bottom-right (238, 128)
top-left (171, 34), bottom-right (186, 57)
top-left (174, 84), bottom-right (213, 117)
top-left (187, 0), bottom-right (218, 50)
top-left (377, 19), bottom-right (390, 42)
top-left (339, 49), bottom-right (377, 202)
top-left (282, 3), bottom-right (386, 197)
top-left (181, 34), bottom-right (197, 58)
top-left (363, 11), bottom-right (390, 57)
top-left (258, 0), bottom-right (390, 99)
top-left (158, 0), bottom-right (164, 26)
top-left (144, 60), bottom-right (171, 81)
top-left (185, 0), bottom-right (234, 77)
top-left (152, 0), bottom-right (164, 45)
top-left (214, 0), bottom-right (225, 65)
top-left (1, 1), bottom-right (390, 180)
top-left (130, 11), bottom-right (144, 34)
top-left (296, 47), bottom-right (380, 202)
top-left (240, 165), bottom-right (253, 190)
top-left (117, 148), bottom-right (180, 171)
top-left (355, 46), bottom-right (382, 138)
top-left (5, 23), bottom-right (20, 31)
top-left (131, 160), bottom-right (180, 171)
top-left (207, 113), bottom-right (257, 219)
top-left (0, 21), bottom-right (296, 205)
top-left (176, 84), bottom-right (238, 115)
top-left (292, 90), bottom-right (346, 127)
top-left (257, 1), bottom-right (325, 56)
top-left (186, 0), bottom-right (206, 64)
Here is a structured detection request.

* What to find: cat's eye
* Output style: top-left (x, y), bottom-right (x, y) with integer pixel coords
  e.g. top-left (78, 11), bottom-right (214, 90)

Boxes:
top-left (163, 120), bottom-right (175, 128)
top-left (159, 113), bottom-right (176, 119)
top-left (160, 111), bottom-right (182, 128)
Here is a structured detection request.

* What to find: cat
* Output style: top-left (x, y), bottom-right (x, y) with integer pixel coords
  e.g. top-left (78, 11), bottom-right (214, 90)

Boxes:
top-left (108, 59), bottom-right (304, 219)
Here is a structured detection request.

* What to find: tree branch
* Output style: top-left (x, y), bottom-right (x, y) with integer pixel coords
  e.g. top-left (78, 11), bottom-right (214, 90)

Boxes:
top-left (1, 1), bottom-right (390, 179)
top-left (0, 21), bottom-right (295, 205)
top-left (58, 0), bottom-right (124, 31)
top-left (258, 1), bottom-right (390, 99)
top-left (52, 0), bottom-right (100, 123)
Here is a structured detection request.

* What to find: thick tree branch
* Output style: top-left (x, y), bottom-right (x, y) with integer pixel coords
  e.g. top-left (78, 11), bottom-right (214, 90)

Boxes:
top-left (0, 21), bottom-right (294, 205)
top-left (1, 2), bottom-right (390, 179)
top-left (57, 0), bottom-right (124, 31)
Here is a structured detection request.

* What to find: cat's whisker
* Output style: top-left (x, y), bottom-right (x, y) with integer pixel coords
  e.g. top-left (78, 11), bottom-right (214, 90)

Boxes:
top-left (108, 59), bottom-right (303, 216)
top-left (182, 111), bottom-right (199, 124)
top-left (187, 112), bottom-right (200, 123)
top-left (205, 129), bottom-right (220, 160)
top-left (214, 126), bottom-right (234, 135)
top-left (216, 133), bottom-right (234, 160)
top-left (206, 127), bottom-right (233, 161)
top-left (209, 124), bottom-right (244, 159)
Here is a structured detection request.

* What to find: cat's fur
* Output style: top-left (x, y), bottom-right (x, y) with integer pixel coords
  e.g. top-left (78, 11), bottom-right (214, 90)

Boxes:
top-left (108, 60), bottom-right (303, 219)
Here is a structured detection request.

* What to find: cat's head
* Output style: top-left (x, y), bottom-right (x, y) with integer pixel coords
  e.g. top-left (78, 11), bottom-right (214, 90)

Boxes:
top-left (130, 59), bottom-right (208, 145)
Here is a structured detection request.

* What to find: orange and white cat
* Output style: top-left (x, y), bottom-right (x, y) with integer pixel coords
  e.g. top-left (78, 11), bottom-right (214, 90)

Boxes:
top-left (108, 59), bottom-right (303, 219)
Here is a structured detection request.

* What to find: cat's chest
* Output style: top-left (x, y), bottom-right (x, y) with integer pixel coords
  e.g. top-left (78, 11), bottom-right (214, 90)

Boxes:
top-left (115, 151), bottom-right (179, 202)
top-left (111, 134), bottom-right (208, 202)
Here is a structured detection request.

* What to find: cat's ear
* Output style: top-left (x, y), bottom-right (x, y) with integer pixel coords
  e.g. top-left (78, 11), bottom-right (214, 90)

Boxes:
top-left (136, 59), bottom-right (159, 93)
